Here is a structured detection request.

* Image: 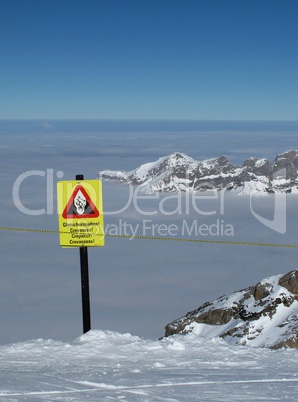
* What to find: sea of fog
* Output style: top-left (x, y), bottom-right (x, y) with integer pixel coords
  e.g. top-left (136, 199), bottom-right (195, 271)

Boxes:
top-left (0, 119), bottom-right (298, 344)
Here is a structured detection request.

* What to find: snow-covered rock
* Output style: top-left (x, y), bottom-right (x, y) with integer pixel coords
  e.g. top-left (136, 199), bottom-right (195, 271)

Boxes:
top-left (99, 150), bottom-right (298, 194)
top-left (165, 270), bottom-right (298, 348)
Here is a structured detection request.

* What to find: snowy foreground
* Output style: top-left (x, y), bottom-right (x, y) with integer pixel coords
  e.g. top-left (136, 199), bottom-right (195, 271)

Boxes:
top-left (0, 330), bottom-right (297, 401)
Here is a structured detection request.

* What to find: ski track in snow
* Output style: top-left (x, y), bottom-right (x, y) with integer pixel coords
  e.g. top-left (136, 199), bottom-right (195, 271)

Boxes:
top-left (0, 330), bottom-right (297, 401)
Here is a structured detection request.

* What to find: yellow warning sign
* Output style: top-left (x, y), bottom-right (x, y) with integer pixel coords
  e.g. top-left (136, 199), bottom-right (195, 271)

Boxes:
top-left (57, 179), bottom-right (104, 247)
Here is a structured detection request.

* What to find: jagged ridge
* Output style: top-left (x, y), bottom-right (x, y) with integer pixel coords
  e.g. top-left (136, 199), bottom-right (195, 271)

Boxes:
top-left (99, 150), bottom-right (298, 193)
top-left (165, 270), bottom-right (298, 348)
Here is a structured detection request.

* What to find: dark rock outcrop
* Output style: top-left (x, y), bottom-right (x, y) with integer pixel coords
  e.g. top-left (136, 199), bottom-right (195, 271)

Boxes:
top-left (165, 270), bottom-right (298, 348)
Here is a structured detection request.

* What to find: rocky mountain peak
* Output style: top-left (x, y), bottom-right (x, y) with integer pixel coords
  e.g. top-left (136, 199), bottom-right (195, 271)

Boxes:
top-left (168, 152), bottom-right (187, 160)
top-left (99, 149), bottom-right (298, 194)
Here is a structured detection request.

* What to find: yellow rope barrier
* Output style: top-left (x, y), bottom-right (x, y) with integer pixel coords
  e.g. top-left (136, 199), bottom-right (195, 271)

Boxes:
top-left (0, 226), bottom-right (297, 248)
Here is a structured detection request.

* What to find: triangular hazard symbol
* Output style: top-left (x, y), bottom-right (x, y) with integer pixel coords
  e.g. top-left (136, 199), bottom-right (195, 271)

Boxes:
top-left (62, 185), bottom-right (100, 219)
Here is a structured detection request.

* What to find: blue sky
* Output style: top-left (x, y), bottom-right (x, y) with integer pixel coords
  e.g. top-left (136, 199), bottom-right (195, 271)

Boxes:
top-left (0, 0), bottom-right (297, 120)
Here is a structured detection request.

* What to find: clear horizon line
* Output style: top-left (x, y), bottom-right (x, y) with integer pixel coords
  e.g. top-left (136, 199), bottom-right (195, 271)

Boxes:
top-left (0, 118), bottom-right (297, 122)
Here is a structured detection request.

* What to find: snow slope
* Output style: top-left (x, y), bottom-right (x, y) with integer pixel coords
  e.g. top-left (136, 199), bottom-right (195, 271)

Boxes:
top-left (0, 330), bottom-right (297, 401)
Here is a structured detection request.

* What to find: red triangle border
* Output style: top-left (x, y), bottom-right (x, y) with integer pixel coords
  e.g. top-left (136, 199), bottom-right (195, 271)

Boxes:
top-left (62, 185), bottom-right (100, 219)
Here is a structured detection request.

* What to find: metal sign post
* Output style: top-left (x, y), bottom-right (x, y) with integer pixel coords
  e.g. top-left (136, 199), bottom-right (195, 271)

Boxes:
top-left (76, 175), bottom-right (91, 333)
